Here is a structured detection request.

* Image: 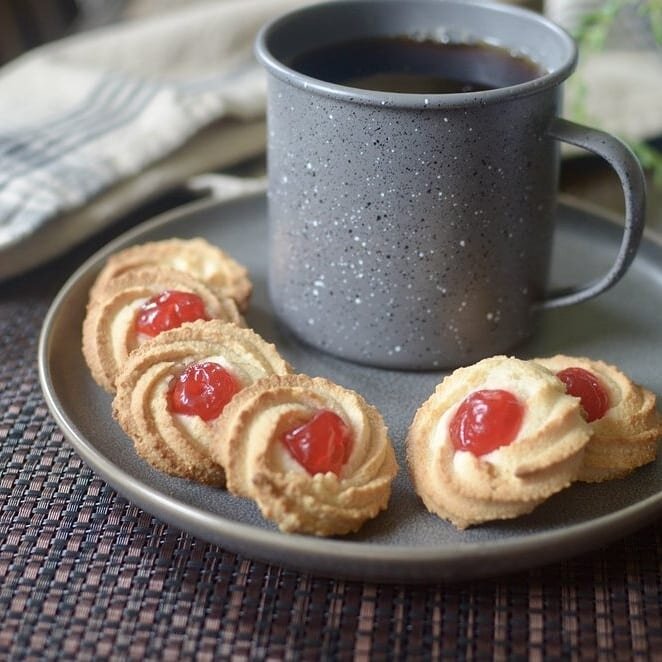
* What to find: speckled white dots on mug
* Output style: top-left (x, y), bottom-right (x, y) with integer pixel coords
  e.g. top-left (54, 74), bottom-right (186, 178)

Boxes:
top-left (256, 0), bottom-right (645, 369)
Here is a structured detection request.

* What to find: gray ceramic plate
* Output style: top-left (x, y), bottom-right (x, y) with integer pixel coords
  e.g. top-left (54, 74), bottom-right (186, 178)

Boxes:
top-left (39, 192), bottom-right (662, 582)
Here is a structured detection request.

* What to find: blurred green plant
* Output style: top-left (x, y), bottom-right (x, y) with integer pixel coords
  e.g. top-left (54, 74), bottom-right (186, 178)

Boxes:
top-left (571, 0), bottom-right (662, 185)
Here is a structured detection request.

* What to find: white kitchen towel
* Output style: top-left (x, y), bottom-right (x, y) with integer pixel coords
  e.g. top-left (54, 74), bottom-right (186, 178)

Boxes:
top-left (0, 0), bottom-right (308, 279)
top-left (1, 0), bottom-right (660, 280)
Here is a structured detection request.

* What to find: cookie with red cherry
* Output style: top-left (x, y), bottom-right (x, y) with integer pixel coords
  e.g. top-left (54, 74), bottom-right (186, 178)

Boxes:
top-left (534, 354), bottom-right (662, 482)
top-left (83, 267), bottom-right (243, 392)
top-left (406, 356), bottom-right (591, 529)
top-left (90, 237), bottom-right (252, 312)
top-left (213, 374), bottom-right (398, 536)
top-left (112, 320), bottom-right (292, 485)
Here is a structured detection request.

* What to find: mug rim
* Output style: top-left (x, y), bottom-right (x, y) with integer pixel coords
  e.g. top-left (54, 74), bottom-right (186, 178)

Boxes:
top-left (255, 0), bottom-right (577, 109)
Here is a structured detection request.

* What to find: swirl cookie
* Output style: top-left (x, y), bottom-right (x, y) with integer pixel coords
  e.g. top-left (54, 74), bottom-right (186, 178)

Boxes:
top-left (112, 320), bottom-right (292, 485)
top-left (406, 356), bottom-right (591, 529)
top-left (534, 355), bottom-right (662, 482)
top-left (82, 267), bottom-right (243, 392)
top-left (90, 238), bottom-right (252, 312)
top-left (213, 374), bottom-right (398, 536)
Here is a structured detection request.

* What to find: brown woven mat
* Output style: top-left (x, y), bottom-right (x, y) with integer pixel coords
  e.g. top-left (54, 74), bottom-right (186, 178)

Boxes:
top-left (2, 222), bottom-right (662, 660)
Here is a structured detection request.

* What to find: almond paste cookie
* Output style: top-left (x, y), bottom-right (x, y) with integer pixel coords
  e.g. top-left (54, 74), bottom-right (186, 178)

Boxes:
top-left (213, 374), bottom-right (398, 536)
top-left (112, 320), bottom-right (292, 486)
top-left (82, 267), bottom-right (242, 393)
top-left (90, 237), bottom-right (252, 312)
top-left (406, 356), bottom-right (591, 529)
top-left (534, 354), bottom-right (662, 482)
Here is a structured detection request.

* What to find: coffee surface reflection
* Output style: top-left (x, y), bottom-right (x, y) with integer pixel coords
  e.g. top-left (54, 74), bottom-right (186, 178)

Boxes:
top-left (289, 36), bottom-right (543, 94)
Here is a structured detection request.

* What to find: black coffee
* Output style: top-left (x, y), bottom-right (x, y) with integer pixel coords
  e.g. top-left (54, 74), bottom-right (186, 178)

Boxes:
top-left (289, 36), bottom-right (542, 94)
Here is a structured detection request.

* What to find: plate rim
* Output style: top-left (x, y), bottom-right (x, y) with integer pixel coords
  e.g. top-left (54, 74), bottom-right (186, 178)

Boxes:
top-left (38, 190), bottom-right (662, 580)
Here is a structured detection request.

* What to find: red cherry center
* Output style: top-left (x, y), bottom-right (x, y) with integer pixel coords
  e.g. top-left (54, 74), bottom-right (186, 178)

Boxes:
top-left (168, 362), bottom-right (240, 421)
top-left (556, 367), bottom-right (610, 422)
top-left (282, 409), bottom-right (353, 476)
top-left (449, 389), bottom-right (525, 456)
top-left (135, 290), bottom-right (209, 337)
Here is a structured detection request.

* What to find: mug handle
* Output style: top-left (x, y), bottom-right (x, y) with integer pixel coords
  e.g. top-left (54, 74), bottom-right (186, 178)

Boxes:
top-left (536, 117), bottom-right (647, 311)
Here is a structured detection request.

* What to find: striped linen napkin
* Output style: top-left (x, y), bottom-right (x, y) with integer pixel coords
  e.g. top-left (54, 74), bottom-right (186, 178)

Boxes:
top-left (0, 0), bottom-right (308, 280)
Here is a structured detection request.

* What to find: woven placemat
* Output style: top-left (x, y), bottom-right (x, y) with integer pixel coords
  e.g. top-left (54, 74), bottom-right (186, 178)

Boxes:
top-left (1, 226), bottom-right (662, 660)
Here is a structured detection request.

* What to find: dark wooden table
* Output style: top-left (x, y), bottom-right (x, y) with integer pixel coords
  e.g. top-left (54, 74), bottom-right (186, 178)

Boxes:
top-left (561, 151), bottom-right (662, 231)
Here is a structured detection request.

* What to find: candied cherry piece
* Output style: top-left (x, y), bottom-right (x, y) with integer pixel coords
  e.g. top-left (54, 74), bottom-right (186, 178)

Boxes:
top-left (135, 289), bottom-right (209, 337)
top-left (556, 367), bottom-right (609, 423)
top-left (449, 389), bottom-right (524, 456)
top-left (169, 361), bottom-right (240, 421)
top-left (282, 409), bottom-right (353, 476)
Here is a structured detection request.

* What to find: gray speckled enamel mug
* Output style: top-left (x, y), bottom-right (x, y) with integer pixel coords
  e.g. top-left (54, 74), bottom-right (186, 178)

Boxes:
top-left (256, 0), bottom-right (646, 369)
